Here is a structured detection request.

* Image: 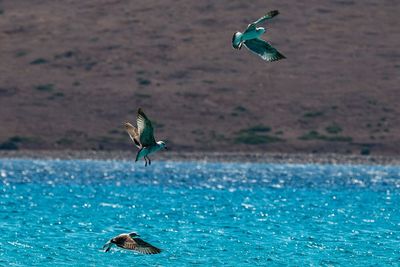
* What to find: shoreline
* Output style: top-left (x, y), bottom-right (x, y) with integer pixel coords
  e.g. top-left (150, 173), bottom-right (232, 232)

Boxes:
top-left (0, 150), bottom-right (399, 165)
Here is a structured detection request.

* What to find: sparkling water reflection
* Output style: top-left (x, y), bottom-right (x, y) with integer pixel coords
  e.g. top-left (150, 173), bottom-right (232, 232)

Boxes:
top-left (1, 159), bottom-right (400, 266)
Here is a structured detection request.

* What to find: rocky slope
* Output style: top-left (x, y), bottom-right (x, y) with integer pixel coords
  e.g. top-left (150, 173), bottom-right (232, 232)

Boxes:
top-left (0, 0), bottom-right (399, 155)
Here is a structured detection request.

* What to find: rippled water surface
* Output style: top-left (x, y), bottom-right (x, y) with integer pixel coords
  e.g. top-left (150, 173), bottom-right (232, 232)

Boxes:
top-left (1, 159), bottom-right (400, 266)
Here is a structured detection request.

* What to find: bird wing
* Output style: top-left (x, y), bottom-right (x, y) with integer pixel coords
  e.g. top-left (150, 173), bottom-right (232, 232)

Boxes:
top-left (118, 235), bottom-right (161, 254)
top-left (252, 10), bottom-right (279, 25)
top-left (243, 23), bottom-right (257, 34)
top-left (243, 38), bottom-right (285, 62)
top-left (136, 108), bottom-right (156, 147)
top-left (132, 238), bottom-right (162, 254)
top-left (125, 122), bottom-right (141, 148)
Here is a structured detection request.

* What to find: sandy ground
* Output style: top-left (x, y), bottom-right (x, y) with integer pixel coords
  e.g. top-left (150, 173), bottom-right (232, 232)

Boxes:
top-left (0, 0), bottom-right (399, 155)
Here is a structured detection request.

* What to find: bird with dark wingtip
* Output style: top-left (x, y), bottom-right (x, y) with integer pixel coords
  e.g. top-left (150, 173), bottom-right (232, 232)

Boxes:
top-left (124, 108), bottom-right (167, 166)
top-left (103, 232), bottom-right (162, 254)
top-left (232, 10), bottom-right (285, 62)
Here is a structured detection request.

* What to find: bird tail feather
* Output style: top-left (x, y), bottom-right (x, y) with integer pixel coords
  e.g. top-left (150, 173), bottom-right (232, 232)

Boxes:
top-left (135, 149), bottom-right (142, 162)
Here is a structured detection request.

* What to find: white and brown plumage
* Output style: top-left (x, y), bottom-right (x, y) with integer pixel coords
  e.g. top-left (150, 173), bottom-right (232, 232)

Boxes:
top-left (232, 10), bottom-right (285, 62)
top-left (125, 108), bottom-right (167, 166)
top-left (103, 232), bottom-right (162, 254)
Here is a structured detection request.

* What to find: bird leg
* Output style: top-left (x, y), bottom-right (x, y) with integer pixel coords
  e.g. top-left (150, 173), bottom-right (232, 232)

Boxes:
top-left (144, 156), bottom-right (151, 166)
top-left (144, 157), bottom-right (148, 167)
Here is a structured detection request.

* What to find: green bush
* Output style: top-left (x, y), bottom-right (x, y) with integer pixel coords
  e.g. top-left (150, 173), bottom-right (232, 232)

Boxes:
top-left (15, 50), bottom-right (28, 57)
top-left (56, 138), bottom-right (73, 145)
top-left (9, 136), bottom-right (23, 143)
top-left (0, 136), bottom-right (29, 150)
top-left (135, 93), bottom-right (151, 98)
top-left (234, 106), bottom-right (247, 112)
top-left (234, 125), bottom-right (281, 144)
top-left (239, 125), bottom-right (271, 134)
top-left (235, 134), bottom-right (282, 145)
top-left (326, 136), bottom-right (353, 142)
top-left (247, 125), bottom-right (271, 133)
top-left (0, 141), bottom-right (18, 150)
top-left (55, 51), bottom-right (75, 59)
top-left (54, 92), bottom-right (64, 97)
top-left (298, 130), bottom-right (320, 140)
top-left (35, 84), bottom-right (54, 92)
top-left (30, 58), bottom-right (48, 65)
top-left (360, 147), bottom-right (370, 155)
top-left (137, 78), bottom-right (151, 86)
top-left (235, 132), bottom-right (283, 145)
top-left (303, 111), bottom-right (324, 118)
top-left (325, 124), bottom-right (342, 134)
top-left (299, 130), bottom-right (352, 142)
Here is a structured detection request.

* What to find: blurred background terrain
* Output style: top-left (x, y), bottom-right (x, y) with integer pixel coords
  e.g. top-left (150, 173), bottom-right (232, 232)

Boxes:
top-left (0, 0), bottom-right (399, 155)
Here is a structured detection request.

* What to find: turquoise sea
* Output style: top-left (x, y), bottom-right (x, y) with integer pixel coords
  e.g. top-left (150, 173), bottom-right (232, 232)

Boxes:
top-left (1, 159), bottom-right (400, 266)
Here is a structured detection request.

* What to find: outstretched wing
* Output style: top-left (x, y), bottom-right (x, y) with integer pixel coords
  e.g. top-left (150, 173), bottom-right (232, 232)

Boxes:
top-left (244, 10), bottom-right (279, 35)
top-left (132, 238), bottom-right (162, 254)
top-left (125, 122), bottom-right (141, 148)
top-left (117, 235), bottom-right (161, 254)
top-left (136, 108), bottom-right (156, 147)
top-left (112, 234), bottom-right (162, 254)
top-left (253, 10), bottom-right (279, 25)
top-left (243, 38), bottom-right (285, 62)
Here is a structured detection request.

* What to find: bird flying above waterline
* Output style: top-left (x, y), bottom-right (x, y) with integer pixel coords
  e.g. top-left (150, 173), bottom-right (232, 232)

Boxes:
top-left (124, 108), bottom-right (167, 166)
top-left (103, 232), bottom-right (162, 254)
top-left (232, 10), bottom-right (285, 62)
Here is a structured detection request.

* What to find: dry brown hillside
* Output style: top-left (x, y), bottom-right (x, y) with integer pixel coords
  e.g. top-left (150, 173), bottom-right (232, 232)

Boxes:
top-left (0, 0), bottom-right (399, 155)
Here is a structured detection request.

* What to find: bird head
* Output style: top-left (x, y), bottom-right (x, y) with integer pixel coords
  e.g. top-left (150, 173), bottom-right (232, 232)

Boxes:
top-left (232, 32), bottom-right (243, 50)
top-left (157, 141), bottom-right (168, 150)
top-left (129, 232), bottom-right (140, 237)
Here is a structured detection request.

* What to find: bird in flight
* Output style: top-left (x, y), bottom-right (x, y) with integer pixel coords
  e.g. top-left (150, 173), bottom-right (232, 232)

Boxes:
top-left (232, 10), bottom-right (285, 62)
top-left (124, 108), bottom-right (167, 166)
top-left (103, 232), bottom-right (162, 254)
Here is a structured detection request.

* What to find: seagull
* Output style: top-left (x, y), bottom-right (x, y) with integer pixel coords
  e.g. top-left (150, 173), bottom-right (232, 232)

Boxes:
top-left (232, 10), bottom-right (285, 62)
top-left (103, 232), bottom-right (162, 254)
top-left (124, 108), bottom-right (167, 166)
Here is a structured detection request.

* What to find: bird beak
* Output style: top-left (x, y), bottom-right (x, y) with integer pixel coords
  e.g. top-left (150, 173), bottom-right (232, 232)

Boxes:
top-left (103, 241), bottom-right (112, 252)
top-left (233, 44), bottom-right (242, 50)
top-left (164, 146), bottom-right (168, 150)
